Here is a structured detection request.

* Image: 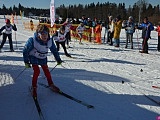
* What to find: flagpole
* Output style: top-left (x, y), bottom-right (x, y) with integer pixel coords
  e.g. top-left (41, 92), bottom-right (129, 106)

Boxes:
top-left (50, 0), bottom-right (55, 27)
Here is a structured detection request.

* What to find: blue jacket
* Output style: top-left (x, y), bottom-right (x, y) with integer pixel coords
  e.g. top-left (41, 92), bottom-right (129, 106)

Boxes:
top-left (138, 21), bottom-right (154, 39)
top-left (125, 21), bottom-right (135, 34)
top-left (23, 32), bottom-right (61, 65)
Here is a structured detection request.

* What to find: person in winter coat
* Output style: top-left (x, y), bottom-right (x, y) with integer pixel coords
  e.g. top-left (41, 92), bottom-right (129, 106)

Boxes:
top-left (124, 16), bottom-right (135, 49)
top-left (107, 16), bottom-right (114, 45)
top-left (30, 19), bottom-right (34, 31)
top-left (0, 19), bottom-right (17, 52)
top-left (95, 21), bottom-right (102, 44)
top-left (103, 16), bottom-right (109, 43)
top-left (86, 18), bottom-right (93, 42)
top-left (137, 17), bottom-right (154, 53)
top-left (155, 22), bottom-right (160, 51)
top-left (23, 24), bottom-right (62, 98)
top-left (113, 15), bottom-right (123, 47)
top-left (52, 25), bottom-right (71, 57)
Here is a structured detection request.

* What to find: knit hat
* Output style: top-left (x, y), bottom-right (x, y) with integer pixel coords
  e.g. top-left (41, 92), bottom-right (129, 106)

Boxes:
top-left (5, 19), bottom-right (10, 24)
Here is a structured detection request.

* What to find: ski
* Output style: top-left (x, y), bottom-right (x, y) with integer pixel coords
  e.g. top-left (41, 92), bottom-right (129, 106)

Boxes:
top-left (29, 87), bottom-right (45, 120)
top-left (152, 85), bottom-right (160, 89)
top-left (130, 84), bottom-right (160, 106)
top-left (129, 84), bottom-right (160, 106)
top-left (67, 56), bottom-right (77, 59)
top-left (143, 94), bottom-right (160, 106)
top-left (38, 82), bottom-right (94, 109)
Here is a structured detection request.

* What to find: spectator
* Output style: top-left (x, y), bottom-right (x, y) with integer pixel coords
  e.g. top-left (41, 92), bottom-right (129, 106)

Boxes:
top-left (137, 17), bottom-right (154, 53)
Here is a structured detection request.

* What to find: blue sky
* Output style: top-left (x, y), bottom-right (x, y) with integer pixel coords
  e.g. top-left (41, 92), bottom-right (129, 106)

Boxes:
top-left (0, 0), bottom-right (159, 9)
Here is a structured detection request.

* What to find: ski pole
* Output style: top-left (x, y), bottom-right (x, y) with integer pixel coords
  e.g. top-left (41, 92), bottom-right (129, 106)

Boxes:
top-left (42, 64), bottom-right (58, 79)
top-left (136, 29), bottom-right (140, 50)
top-left (15, 31), bottom-right (17, 49)
top-left (50, 64), bottom-right (58, 73)
top-left (14, 67), bottom-right (26, 81)
top-left (61, 61), bottom-right (71, 69)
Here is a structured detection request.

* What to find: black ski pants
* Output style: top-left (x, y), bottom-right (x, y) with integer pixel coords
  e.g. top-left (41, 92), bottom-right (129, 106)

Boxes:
top-left (0, 33), bottom-right (13, 50)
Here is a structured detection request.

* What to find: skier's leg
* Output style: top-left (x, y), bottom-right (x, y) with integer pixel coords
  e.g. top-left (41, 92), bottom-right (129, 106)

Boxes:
top-left (41, 65), bottom-right (53, 85)
top-left (0, 33), bottom-right (7, 49)
top-left (8, 34), bottom-right (14, 50)
top-left (32, 65), bottom-right (40, 88)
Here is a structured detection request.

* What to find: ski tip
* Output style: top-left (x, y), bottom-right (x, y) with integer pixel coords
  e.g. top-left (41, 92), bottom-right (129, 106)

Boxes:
top-left (152, 86), bottom-right (158, 88)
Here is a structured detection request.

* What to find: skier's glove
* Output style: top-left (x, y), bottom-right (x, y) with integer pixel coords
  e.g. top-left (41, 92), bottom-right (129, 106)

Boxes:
top-left (25, 63), bottom-right (31, 68)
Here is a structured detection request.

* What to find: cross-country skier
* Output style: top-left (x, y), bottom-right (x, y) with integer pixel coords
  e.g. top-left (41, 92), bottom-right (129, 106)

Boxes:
top-left (23, 24), bottom-right (63, 97)
top-left (0, 19), bottom-right (17, 52)
top-left (62, 18), bottom-right (73, 48)
top-left (52, 25), bottom-right (72, 57)
top-left (76, 22), bottom-right (86, 44)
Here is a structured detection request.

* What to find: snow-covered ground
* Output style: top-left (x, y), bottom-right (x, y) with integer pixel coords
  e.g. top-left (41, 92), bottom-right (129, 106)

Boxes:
top-left (0, 16), bottom-right (160, 120)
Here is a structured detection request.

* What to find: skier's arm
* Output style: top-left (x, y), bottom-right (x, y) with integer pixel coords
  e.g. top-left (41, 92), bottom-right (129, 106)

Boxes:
top-left (148, 22), bottom-right (154, 31)
top-left (0, 26), bottom-right (5, 33)
top-left (52, 31), bottom-right (59, 41)
top-left (23, 38), bottom-right (34, 63)
top-left (12, 24), bottom-right (17, 31)
top-left (49, 39), bottom-right (62, 63)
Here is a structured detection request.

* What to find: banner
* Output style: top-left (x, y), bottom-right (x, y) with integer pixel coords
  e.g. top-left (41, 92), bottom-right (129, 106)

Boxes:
top-left (50, 0), bottom-right (55, 27)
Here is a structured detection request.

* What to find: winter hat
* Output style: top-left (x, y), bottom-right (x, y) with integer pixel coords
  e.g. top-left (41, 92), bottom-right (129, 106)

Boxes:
top-left (5, 19), bottom-right (10, 24)
top-left (59, 25), bottom-right (65, 31)
top-left (144, 17), bottom-right (148, 20)
top-left (36, 24), bottom-right (49, 34)
top-left (129, 16), bottom-right (133, 20)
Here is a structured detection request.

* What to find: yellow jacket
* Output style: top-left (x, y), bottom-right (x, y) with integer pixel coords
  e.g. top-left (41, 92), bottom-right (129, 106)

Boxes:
top-left (113, 20), bottom-right (122, 39)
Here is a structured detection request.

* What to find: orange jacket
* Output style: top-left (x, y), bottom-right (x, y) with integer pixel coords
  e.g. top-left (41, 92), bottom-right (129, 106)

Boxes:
top-left (95, 24), bottom-right (102, 33)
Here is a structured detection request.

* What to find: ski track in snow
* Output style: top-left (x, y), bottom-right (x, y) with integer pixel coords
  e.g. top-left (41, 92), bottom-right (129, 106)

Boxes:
top-left (0, 16), bottom-right (160, 120)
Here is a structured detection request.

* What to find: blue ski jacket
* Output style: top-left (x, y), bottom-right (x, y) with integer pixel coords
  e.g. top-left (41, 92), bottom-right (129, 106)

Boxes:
top-left (138, 21), bottom-right (154, 39)
top-left (23, 32), bottom-right (61, 65)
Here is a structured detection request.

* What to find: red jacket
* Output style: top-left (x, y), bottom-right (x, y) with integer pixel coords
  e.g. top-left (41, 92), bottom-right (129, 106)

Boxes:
top-left (156, 26), bottom-right (160, 36)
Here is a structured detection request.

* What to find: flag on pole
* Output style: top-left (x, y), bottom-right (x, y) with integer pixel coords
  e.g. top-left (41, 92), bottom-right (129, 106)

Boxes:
top-left (15, 12), bottom-right (18, 24)
top-left (20, 10), bottom-right (22, 19)
top-left (10, 14), bottom-right (14, 24)
top-left (50, 0), bottom-right (55, 27)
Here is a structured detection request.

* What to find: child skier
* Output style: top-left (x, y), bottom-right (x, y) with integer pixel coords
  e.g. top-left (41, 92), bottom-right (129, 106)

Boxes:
top-left (76, 22), bottom-right (86, 44)
top-left (62, 18), bottom-right (73, 48)
top-left (52, 25), bottom-right (71, 57)
top-left (0, 19), bottom-right (17, 52)
top-left (23, 24), bottom-right (62, 97)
